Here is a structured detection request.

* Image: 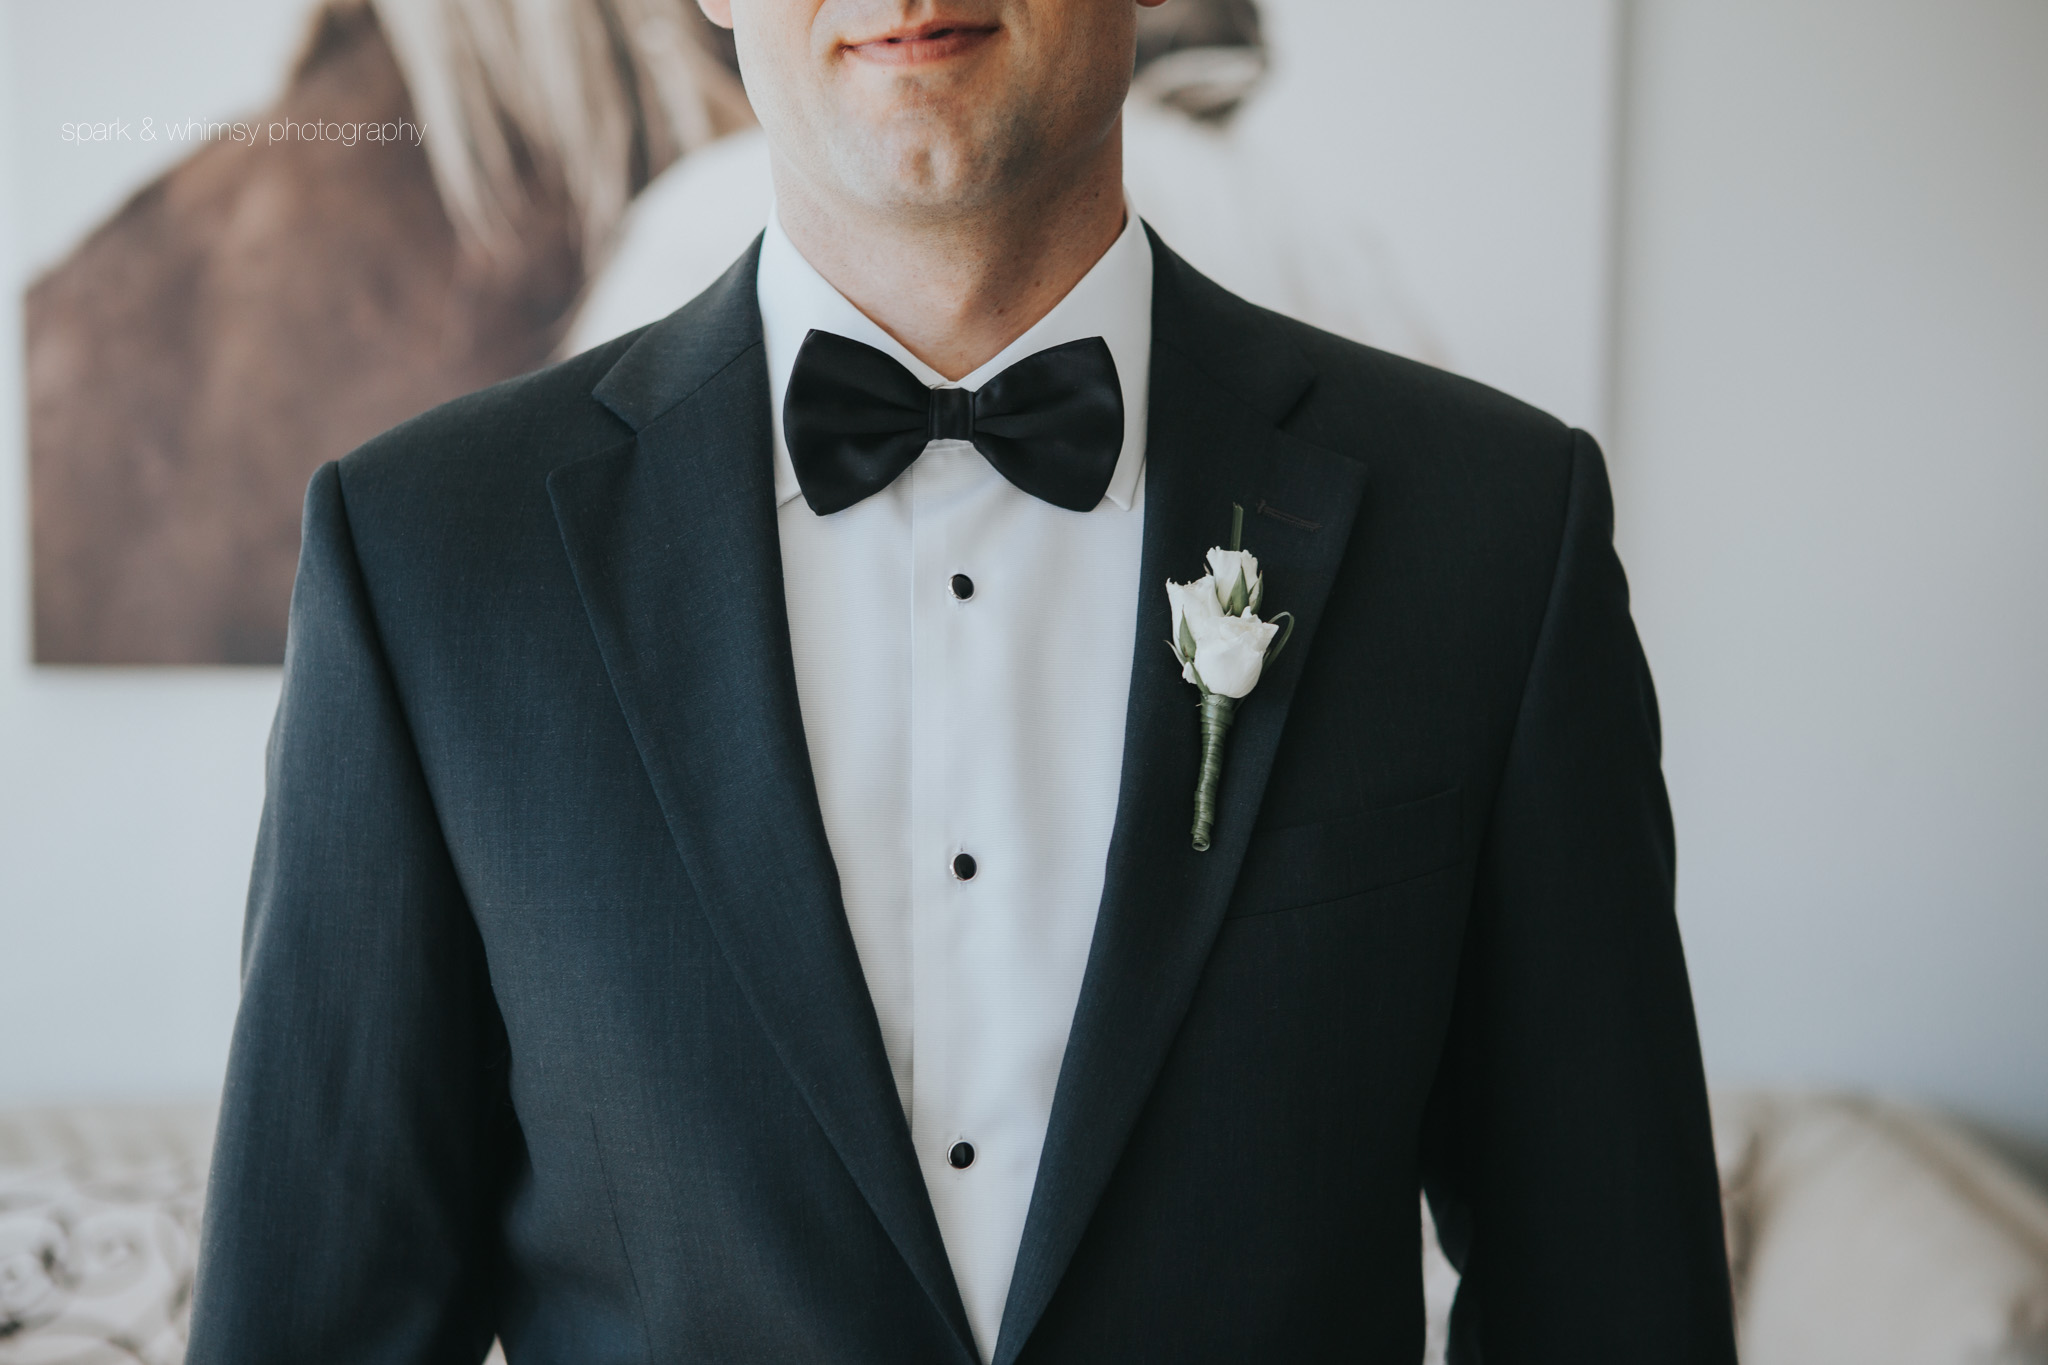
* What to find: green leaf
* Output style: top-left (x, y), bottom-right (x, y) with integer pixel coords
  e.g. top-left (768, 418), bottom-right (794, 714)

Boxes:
top-left (1263, 611), bottom-right (1296, 663)
top-left (1225, 570), bottom-right (1249, 617)
top-left (1178, 617), bottom-right (1198, 661)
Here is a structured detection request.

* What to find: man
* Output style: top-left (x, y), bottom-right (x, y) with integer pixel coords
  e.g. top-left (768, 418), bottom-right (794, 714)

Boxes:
top-left (191, 0), bottom-right (1737, 1359)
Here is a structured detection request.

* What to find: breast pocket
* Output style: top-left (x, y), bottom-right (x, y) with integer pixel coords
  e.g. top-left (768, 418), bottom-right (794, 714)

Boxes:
top-left (1225, 787), bottom-right (1465, 919)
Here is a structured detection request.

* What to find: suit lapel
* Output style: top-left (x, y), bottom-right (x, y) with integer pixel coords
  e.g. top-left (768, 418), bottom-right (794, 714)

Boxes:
top-left (994, 241), bottom-right (1370, 1364)
top-left (549, 245), bottom-right (977, 1360)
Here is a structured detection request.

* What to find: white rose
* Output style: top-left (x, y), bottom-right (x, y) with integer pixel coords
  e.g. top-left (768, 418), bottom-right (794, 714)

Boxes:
top-left (1185, 607), bottom-right (1281, 699)
top-left (1166, 576), bottom-right (1224, 685)
top-left (1205, 547), bottom-right (1263, 615)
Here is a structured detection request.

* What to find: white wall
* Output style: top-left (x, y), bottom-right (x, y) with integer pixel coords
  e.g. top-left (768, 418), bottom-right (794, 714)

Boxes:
top-left (1612, 1), bottom-right (2048, 1137)
top-left (1229, 0), bottom-right (1621, 430)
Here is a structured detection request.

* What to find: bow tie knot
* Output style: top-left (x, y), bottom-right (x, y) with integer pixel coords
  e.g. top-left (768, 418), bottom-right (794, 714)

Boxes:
top-left (784, 329), bottom-right (1124, 516)
top-left (928, 385), bottom-right (975, 444)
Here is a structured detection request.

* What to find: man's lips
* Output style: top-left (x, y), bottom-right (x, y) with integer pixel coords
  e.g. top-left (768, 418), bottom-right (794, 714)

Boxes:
top-left (841, 20), bottom-right (999, 65)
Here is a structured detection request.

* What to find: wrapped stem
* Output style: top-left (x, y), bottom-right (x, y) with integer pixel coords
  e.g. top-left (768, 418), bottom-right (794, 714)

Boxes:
top-left (1190, 692), bottom-right (1238, 852)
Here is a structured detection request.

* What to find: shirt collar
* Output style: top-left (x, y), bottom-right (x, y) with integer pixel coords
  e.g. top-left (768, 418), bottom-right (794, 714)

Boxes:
top-left (757, 201), bottom-right (1154, 512)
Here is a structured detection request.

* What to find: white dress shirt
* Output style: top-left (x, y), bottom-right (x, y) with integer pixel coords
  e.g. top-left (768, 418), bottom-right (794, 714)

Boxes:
top-left (758, 208), bottom-right (1152, 1361)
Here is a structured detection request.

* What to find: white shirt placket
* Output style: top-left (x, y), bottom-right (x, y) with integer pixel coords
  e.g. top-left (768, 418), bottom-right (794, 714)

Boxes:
top-left (912, 435), bottom-right (1043, 1351)
top-left (757, 205), bottom-right (1151, 1362)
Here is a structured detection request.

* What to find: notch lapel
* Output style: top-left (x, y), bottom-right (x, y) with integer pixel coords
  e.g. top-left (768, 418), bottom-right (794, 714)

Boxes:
top-left (994, 243), bottom-right (1370, 1364)
top-left (549, 246), bottom-right (976, 1360)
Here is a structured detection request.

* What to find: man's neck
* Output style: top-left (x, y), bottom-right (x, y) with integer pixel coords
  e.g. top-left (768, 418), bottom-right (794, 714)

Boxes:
top-left (770, 123), bottom-right (1128, 382)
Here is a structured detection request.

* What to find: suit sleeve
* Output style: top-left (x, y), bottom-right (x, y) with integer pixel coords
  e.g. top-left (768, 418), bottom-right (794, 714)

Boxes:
top-left (189, 462), bottom-right (510, 1363)
top-left (1420, 432), bottom-right (1737, 1362)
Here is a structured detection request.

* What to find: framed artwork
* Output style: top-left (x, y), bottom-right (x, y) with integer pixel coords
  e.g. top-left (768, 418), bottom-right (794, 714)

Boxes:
top-left (18, 0), bottom-right (1617, 665)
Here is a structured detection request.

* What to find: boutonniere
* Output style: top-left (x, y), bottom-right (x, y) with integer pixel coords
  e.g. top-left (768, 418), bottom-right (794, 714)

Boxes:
top-left (1166, 505), bottom-right (1295, 852)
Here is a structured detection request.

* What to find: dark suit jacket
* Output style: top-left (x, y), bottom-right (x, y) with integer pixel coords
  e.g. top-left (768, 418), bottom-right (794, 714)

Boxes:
top-left (190, 233), bottom-right (1735, 1363)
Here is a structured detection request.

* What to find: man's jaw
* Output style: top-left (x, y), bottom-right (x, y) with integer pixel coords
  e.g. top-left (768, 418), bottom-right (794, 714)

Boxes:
top-left (838, 18), bottom-right (1001, 67)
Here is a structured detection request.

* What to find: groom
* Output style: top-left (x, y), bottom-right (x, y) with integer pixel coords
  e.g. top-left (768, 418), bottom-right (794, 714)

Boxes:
top-left (191, 0), bottom-right (1736, 1360)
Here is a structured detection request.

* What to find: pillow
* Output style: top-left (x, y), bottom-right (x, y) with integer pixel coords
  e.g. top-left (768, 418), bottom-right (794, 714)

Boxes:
top-left (0, 1104), bottom-right (214, 1365)
top-left (1714, 1091), bottom-right (2048, 1365)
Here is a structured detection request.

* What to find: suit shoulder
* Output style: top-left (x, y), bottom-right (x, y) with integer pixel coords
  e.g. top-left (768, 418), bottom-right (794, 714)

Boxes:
top-left (1282, 316), bottom-right (1569, 454)
top-left (1183, 284), bottom-right (1590, 581)
top-left (1194, 298), bottom-right (1599, 672)
top-left (1254, 308), bottom-right (1585, 535)
top-left (1294, 317), bottom-right (1581, 552)
top-left (1202, 297), bottom-right (1561, 482)
top-left (1151, 244), bottom-right (1574, 483)
top-left (335, 327), bottom-right (645, 509)
top-left (315, 328), bottom-right (655, 594)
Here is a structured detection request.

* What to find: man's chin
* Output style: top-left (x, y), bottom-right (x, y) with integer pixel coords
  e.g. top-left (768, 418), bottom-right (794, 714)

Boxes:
top-left (824, 118), bottom-right (1021, 212)
top-left (834, 58), bottom-right (1006, 121)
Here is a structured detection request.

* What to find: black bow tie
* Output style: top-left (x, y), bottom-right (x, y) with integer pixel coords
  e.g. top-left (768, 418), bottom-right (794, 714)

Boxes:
top-left (782, 329), bottom-right (1124, 516)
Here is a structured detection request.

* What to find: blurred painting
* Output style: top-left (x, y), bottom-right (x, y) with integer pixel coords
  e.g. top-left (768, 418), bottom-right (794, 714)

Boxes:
top-left (19, 0), bottom-right (1618, 665)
